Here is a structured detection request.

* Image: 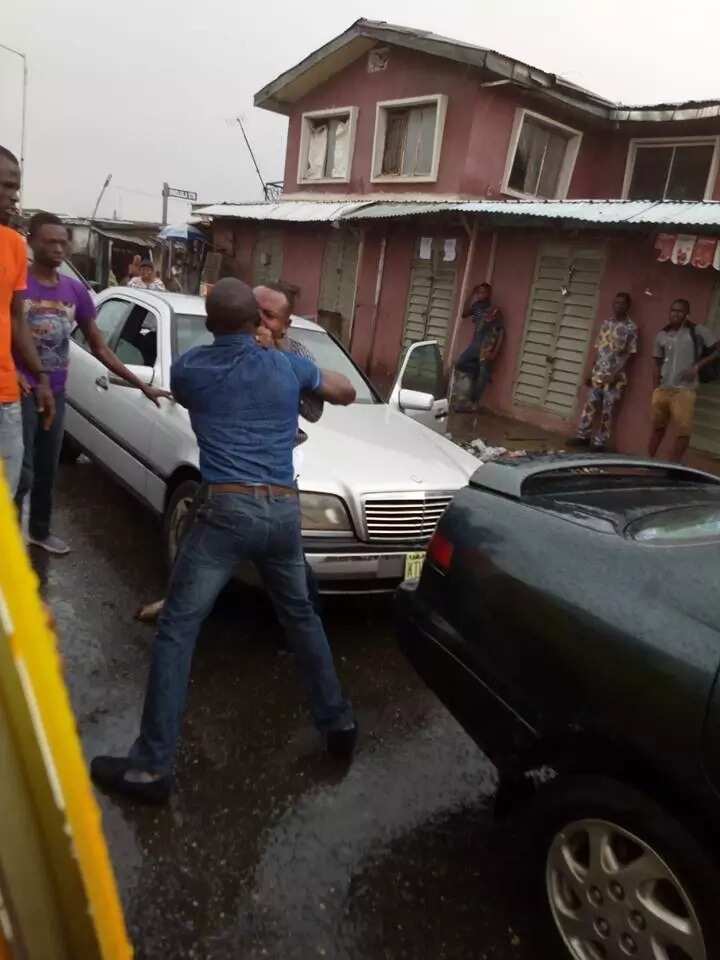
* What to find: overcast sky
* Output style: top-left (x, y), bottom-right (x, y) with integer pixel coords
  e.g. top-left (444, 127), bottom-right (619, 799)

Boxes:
top-left (2, 0), bottom-right (719, 222)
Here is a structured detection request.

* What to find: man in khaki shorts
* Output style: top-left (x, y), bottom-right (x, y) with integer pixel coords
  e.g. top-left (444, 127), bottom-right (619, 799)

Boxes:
top-left (649, 298), bottom-right (719, 462)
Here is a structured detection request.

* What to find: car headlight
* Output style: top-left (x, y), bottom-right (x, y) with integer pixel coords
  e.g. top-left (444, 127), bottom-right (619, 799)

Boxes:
top-left (300, 493), bottom-right (352, 535)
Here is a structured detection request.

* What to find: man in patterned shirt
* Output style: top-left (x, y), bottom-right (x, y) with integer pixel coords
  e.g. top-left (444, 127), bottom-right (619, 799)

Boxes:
top-left (128, 259), bottom-right (166, 291)
top-left (568, 292), bottom-right (638, 452)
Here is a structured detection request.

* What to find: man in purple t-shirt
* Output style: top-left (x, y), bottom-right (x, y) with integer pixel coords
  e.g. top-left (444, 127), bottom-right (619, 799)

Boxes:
top-left (15, 212), bottom-right (171, 554)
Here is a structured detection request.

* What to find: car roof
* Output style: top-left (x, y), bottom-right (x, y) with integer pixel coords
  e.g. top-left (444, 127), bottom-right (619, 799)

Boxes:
top-left (105, 287), bottom-right (326, 333)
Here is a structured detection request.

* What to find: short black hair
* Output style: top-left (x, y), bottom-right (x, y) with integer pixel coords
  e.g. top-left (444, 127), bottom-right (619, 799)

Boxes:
top-left (0, 145), bottom-right (19, 166)
top-left (673, 297), bottom-right (690, 312)
top-left (616, 291), bottom-right (632, 306)
top-left (28, 211), bottom-right (65, 238)
top-left (479, 282), bottom-right (492, 291)
top-left (140, 258), bottom-right (154, 268)
top-left (206, 278), bottom-right (259, 335)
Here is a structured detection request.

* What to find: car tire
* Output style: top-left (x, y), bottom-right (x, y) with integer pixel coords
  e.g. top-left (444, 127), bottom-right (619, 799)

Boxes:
top-left (163, 478), bottom-right (200, 570)
top-left (60, 434), bottom-right (83, 464)
top-left (528, 775), bottom-right (720, 960)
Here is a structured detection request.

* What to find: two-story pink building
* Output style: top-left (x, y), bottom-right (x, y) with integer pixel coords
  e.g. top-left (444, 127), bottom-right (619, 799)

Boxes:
top-left (197, 18), bottom-right (720, 458)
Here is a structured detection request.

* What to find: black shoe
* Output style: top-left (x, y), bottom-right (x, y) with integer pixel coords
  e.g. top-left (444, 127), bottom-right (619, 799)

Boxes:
top-left (90, 755), bottom-right (172, 805)
top-left (565, 436), bottom-right (590, 448)
top-left (590, 443), bottom-right (607, 453)
top-left (326, 722), bottom-right (358, 758)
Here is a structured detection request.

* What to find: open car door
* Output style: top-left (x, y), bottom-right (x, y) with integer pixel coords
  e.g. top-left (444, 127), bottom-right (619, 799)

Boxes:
top-left (388, 340), bottom-right (448, 434)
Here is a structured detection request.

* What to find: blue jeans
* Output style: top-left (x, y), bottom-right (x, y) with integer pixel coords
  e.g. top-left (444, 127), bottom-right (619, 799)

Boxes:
top-left (455, 344), bottom-right (492, 403)
top-left (130, 489), bottom-right (353, 774)
top-left (14, 391), bottom-right (66, 540)
top-left (0, 401), bottom-right (23, 496)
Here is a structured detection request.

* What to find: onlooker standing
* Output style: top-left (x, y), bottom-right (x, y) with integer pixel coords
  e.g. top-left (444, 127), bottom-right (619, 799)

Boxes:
top-left (15, 213), bottom-right (171, 554)
top-left (568, 292), bottom-right (637, 452)
top-left (454, 282), bottom-right (504, 409)
top-left (128, 259), bottom-right (165, 291)
top-left (649, 298), bottom-right (719, 463)
top-left (0, 146), bottom-right (54, 495)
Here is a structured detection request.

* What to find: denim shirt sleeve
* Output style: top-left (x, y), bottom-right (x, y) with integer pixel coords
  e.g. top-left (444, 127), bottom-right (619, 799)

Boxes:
top-left (285, 352), bottom-right (321, 391)
top-left (170, 356), bottom-right (190, 408)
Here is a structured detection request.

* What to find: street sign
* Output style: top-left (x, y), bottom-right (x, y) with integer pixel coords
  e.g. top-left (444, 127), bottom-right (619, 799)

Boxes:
top-left (167, 187), bottom-right (197, 201)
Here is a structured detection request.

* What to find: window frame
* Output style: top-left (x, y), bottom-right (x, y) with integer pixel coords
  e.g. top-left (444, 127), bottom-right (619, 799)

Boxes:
top-left (621, 135), bottom-right (720, 201)
top-left (370, 94), bottom-right (448, 184)
top-left (501, 108), bottom-right (583, 200)
top-left (297, 106), bottom-right (359, 185)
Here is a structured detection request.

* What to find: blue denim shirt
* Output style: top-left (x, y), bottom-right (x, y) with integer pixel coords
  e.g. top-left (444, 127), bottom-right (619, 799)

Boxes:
top-left (171, 333), bottom-right (321, 486)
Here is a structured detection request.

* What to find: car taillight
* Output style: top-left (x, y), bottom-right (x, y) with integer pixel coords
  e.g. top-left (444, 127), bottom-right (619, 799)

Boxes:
top-left (428, 530), bottom-right (454, 572)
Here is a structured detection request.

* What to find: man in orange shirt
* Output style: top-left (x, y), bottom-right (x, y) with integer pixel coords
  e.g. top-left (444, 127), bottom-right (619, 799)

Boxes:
top-left (0, 145), bottom-right (54, 495)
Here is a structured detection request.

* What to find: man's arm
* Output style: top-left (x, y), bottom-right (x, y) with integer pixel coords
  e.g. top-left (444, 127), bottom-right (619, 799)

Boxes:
top-left (487, 326), bottom-right (504, 363)
top-left (652, 334), bottom-right (664, 389)
top-left (652, 358), bottom-right (663, 389)
top-left (315, 369), bottom-right (356, 406)
top-left (11, 292), bottom-right (55, 427)
top-left (462, 285), bottom-right (481, 318)
top-left (83, 319), bottom-right (172, 406)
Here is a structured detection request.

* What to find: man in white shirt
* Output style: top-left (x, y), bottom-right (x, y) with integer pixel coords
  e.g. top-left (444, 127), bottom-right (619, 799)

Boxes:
top-left (128, 259), bottom-right (165, 291)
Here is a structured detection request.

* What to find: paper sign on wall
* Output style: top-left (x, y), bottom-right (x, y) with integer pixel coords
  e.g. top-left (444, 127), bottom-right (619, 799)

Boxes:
top-left (419, 237), bottom-right (432, 260)
top-left (443, 238), bottom-right (457, 262)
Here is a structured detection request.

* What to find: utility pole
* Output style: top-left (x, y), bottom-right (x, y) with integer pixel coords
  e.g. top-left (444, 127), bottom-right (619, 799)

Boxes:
top-left (90, 173), bottom-right (112, 223)
top-left (162, 182), bottom-right (169, 225)
top-left (88, 173), bottom-right (112, 287)
top-left (0, 43), bottom-right (28, 207)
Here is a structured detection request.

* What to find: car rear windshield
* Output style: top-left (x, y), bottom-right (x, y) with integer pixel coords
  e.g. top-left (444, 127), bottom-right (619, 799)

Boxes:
top-left (628, 505), bottom-right (720, 544)
top-left (172, 315), bottom-right (378, 404)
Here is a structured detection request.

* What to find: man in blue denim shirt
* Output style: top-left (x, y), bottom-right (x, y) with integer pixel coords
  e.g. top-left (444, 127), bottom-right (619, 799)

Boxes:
top-left (91, 279), bottom-right (357, 804)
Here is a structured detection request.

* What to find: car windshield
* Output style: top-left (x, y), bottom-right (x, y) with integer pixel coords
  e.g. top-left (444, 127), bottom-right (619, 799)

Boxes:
top-left (629, 504), bottom-right (720, 544)
top-left (172, 314), bottom-right (378, 404)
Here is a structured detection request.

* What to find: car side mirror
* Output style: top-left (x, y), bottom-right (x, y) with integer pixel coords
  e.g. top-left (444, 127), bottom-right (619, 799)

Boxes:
top-left (398, 388), bottom-right (434, 412)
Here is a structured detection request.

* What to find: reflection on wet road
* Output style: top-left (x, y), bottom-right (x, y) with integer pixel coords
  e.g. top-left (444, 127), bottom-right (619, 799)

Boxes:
top-left (36, 458), bottom-right (550, 959)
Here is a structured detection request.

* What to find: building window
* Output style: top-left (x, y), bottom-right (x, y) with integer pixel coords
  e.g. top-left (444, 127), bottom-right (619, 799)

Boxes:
top-left (624, 138), bottom-right (719, 201)
top-left (297, 107), bottom-right (358, 184)
top-left (503, 110), bottom-right (582, 200)
top-left (371, 95), bottom-right (448, 183)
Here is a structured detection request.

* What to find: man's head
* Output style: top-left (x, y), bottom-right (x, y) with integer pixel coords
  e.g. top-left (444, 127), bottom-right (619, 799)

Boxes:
top-left (28, 212), bottom-right (69, 267)
top-left (476, 282), bottom-right (492, 303)
top-left (669, 298), bottom-right (690, 328)
top-left (612, 291), bottom-right (632, 318)
top-left (205, 278), bottom-right (260, 336)
top-left (140, 259), bottom-right (155, 283)
top-left (0, 146), bottom-right (20, 226)
top-left (254, 283), bottom-right (294, 339)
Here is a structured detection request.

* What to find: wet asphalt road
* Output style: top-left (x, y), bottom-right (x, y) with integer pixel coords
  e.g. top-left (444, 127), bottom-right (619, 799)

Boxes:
top-left (34, 457), bottom-right (552, 960)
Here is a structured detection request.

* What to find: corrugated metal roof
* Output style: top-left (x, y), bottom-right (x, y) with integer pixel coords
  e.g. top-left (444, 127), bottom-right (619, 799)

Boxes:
top-left (193, 200), bottom-right (374, 222)
top-left (342, 199), bottom-right (720, 229)
top-left (254, 17), bottom-right (720, 122)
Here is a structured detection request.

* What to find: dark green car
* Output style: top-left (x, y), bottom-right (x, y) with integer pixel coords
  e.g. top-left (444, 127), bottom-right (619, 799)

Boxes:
top-left (397, 455), bottom-right (720, 960)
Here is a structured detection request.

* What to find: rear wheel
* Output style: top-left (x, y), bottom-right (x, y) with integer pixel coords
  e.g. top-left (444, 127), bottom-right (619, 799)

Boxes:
top-left (531, 777), bottom-right (719, 960)
top-left (162, 478), bottom-right (200, 569)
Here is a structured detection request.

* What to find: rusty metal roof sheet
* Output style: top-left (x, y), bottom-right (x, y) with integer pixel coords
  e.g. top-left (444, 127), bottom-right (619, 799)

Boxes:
top-left (341, 199), bottom-right (720, 229)
top-left (254, 18), bottom-right (720, 122)
top-left (193, 200), bottom-right (375, 222)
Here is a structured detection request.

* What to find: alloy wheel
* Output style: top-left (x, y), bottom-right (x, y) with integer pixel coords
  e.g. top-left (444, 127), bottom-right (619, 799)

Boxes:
top-left (546, 817), bottom-right (706, 960)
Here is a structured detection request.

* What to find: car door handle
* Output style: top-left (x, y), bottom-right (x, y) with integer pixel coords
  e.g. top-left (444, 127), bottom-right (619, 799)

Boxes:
top-left (95, 375), bottom-right (109, 390)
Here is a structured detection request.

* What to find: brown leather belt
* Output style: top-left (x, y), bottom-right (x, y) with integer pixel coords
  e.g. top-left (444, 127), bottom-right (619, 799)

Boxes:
top-left (207, 482), bottom-right (298, 498)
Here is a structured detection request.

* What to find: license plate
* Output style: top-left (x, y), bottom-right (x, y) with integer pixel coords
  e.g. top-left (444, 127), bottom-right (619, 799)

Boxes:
top-left (404, 551), bottom-right (426, 581)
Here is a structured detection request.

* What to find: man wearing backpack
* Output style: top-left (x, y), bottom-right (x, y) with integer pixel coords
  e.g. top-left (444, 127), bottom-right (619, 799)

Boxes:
top-left (649, 298), bottom-right (720, 462)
